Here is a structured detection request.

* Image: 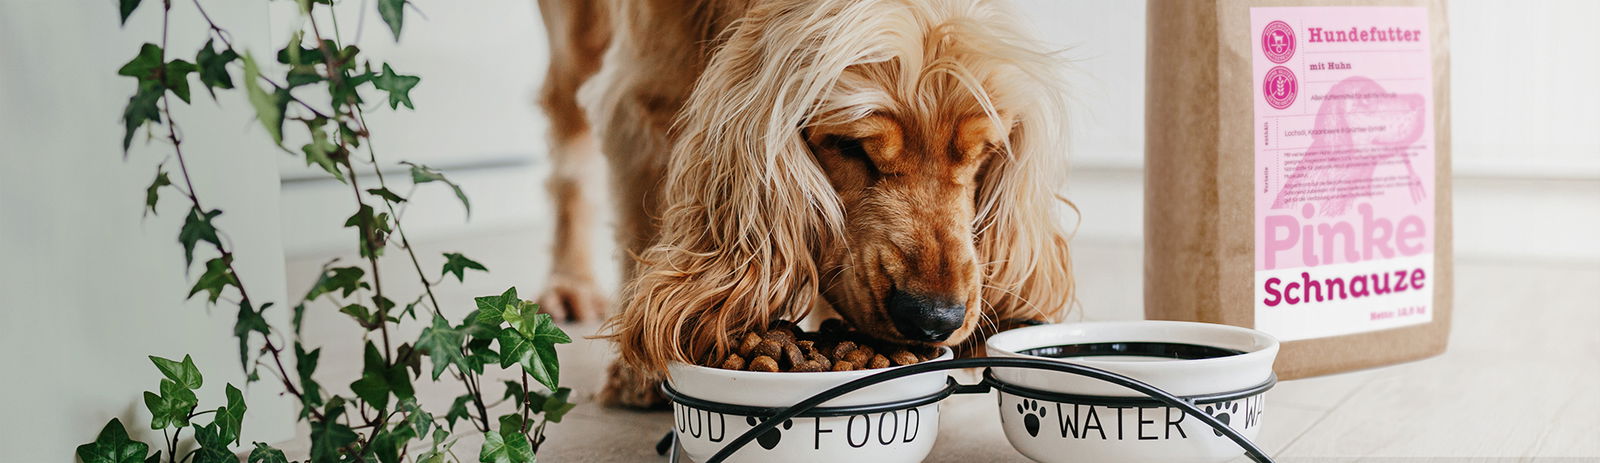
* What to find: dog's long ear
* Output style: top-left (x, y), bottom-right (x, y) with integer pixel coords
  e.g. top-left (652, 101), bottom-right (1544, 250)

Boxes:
top-left (970, 35), bottom-right (1078, 337)
top-left (974, 115), bottom-right (1077, 334)
top-left (604, 1), bottom-right (862, 375)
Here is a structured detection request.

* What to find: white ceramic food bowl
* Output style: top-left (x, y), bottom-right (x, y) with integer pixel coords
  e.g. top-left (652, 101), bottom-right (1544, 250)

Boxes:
top-left (985, 321), bottom-right (1279, 463)
top-left (665, 347), bottom-right (953, 463)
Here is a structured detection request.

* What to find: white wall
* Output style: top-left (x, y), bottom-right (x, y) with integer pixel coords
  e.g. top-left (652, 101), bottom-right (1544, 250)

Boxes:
top-left (0, 1), bottom-right (296, 460)
top-left (271, 0), bottom-right (551, 257)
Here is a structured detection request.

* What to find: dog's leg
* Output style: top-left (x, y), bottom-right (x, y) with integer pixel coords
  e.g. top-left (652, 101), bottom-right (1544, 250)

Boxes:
top-left (535, 0), bottom-right (611, 322)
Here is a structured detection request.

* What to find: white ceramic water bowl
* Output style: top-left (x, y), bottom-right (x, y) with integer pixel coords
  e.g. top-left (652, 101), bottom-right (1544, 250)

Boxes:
top-left (665, 347), bottom-right (953, 463)
top-left (986, 321), bottom-right (1279, 463)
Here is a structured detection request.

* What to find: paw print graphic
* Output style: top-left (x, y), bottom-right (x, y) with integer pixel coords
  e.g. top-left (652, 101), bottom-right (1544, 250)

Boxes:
top-left (1202, 401), bottom-right (1239, 437)
top-left (1015, 399), bottom-right (1048, 437)
top-left (745, 415), bottom-right (793, 450)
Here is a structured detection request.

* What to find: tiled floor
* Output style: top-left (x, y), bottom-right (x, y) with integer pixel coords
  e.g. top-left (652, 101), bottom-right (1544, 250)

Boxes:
top-left (282, 228), bottom-right (1600, 461)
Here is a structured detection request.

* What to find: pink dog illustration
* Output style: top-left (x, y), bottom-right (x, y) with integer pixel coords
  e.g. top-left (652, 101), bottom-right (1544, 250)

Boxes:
top-left (1271, 76), bottom-right (1428, 216)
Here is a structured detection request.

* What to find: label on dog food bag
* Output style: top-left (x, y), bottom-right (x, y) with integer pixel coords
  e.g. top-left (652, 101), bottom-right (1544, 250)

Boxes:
top-left (1251, 7), bottom-right (1435, 341)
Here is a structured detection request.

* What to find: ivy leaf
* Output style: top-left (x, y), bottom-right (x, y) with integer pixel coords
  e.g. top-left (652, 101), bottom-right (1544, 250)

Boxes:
top-left (349, 342), bottom-right (391, 410)
top-left (144, 166), bottom-right (171, 217)
top-left (372, 63), bottom-right (420, 110)
top-left (520, 337), bottom-right (562, 392)
top-left (504, 303), bottom-right (570, 346)
top-left (123, 80), bottom-right (163, 152)
top-left (400, 397), bottom-right (433, 438)
top-left (291, 303), bottom-right (307, 337)
top-left (338, 304), bottom-right (375, 329)
top-left (142, 392), bottom-right (174, 429)
top-left (501, 380), bottom-right (527, 408)
top-left (286, 65), bottom-right (324, 88)
top-left (196, 39), bottom-right (239, 100)
top-left (403, 162), bottom-right (470, 216)
top-left (301, 118), bottom-right (345, 182)
top-left (216, 384), bottom-right (248, 444)
top-left (233, 301), bottom-right (271, 369)
top-left (189, 256), bottom-right (239, 303)
top-left (242, 53), bottom-right (288, 146)
top-left (472, 287), bottom-right (517, 326)
top-left (178, 207), bottom-right (222, 267)
top-left (150, 354), bottom-right (203, 390)
top-left (117, 44), bottom-right (164, 81)
top-left (499, 300), bottom-right (538, 337)
top-left (247, 443), bottom-right (288, 463)
top-left (308, 404), bottom-right (358, 463)
top-left (440, 253), bottom-right (487, 283)
top-left (461, 337), bottom-right (497, 374)
top-left (119, 0), bottom-right (143, 25)
top-left (277, 33), bottom-right (323, 66)
top-left (526, 312), bottom-right (573, 346)
top-left (478, 430), bottom-right (535, 463)
top-left (366, 187), bottom-right (407, 204)
top-left (496, 414), bottom-right (526, 435)
top-left (191, 422), bottom-right (238, 463)
top-left (415, 312), bottom-right (468, 380)
top-left (444, 394), bottom-right (473, 431)
top-left (145, 379), bottom-right (198, 429)
top-left (332, 67), bottom-right (372, 108)
top-left (396, 342), bottom-right (423, 377)
top-left (378, 0), bottom-right (405, 40)
top-left (343, 204), bottom-right (391, 258)
top-left (163, 59), bottom-right (198, 104)
top-left (500, 309), bottom-right (569, 391)
top-left (539, 387), bottom-right (577, 423)
top-left (349, 341), bottom-right (414, 411)
top-left (303, 264), bottom-right (369, 301)
top-left (76, 419), bottom-right (150, 463)
top-left (371, 427), bottom-right (412, 463)
top-left (495, 329), bottom-right (533, 371)
top-left (161, 378), bottom-right (199, 415)
top-left (295, 343), bottom-right (325, 416)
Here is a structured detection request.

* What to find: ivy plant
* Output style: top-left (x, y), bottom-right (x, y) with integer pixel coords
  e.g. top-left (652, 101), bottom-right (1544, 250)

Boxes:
top-left (80, 1), bottom-right (570, 462)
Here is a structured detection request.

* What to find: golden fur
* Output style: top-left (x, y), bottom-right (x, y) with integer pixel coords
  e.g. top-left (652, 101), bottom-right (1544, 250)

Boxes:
top-left (535, 0), bottom-right (1075, 407)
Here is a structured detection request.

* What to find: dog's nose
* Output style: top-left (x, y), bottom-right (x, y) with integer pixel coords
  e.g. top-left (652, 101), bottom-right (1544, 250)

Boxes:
top-left (887, 289), bottom-right (966, 342)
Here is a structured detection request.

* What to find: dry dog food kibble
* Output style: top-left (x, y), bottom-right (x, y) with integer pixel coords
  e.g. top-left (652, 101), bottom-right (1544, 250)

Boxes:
top-left (706, 319), bottom-right (939, 372)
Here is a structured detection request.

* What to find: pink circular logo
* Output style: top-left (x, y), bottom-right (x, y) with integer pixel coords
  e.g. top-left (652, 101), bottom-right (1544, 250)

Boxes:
top-left (1263, 66), bottom-right (1298, 109)
top-left (1261, 20), bottom-right (1296, 64)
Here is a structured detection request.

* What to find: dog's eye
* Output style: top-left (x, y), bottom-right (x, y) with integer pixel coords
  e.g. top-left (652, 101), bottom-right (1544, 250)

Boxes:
top-left (833, 137), bottom-right (869, 160)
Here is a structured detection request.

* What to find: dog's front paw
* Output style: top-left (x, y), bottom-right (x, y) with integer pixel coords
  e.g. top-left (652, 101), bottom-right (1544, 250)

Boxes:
top-left (598, 361), bottom-right (669, 409)
top-left (537, 273), bottom-right (609, 322)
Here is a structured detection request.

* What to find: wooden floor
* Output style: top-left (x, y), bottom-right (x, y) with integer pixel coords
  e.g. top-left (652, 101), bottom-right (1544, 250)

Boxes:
top-left (283, 232), bottom-right (1600, 462)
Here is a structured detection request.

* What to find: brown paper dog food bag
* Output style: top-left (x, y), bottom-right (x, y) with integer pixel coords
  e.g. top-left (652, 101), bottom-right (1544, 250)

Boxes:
top-left (1145, 0), bottom-right (1451, 379)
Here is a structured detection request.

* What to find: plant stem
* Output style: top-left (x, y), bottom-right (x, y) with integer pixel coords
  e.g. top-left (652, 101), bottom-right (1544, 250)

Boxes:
top-left (532, 417), bottom-right (549, 453)
top-left (189, 0), bottom-right (334, 120)
top-left (167, 427), bottom-right (181, 463)
top-left (458, 370), bottom-right (493, 432)
top-left (155, 0), bottom-right (325, 424)
top-left (344, 161), bottom-right (395, 363)
top-left (356, 107), bottom-right (445, 316)
top-left (519, 372), bottom-right (531, 434)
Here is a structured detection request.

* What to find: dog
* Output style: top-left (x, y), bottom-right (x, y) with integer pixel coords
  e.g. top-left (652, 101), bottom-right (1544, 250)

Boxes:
top-left (533, 0), bottom-right (1076, 408)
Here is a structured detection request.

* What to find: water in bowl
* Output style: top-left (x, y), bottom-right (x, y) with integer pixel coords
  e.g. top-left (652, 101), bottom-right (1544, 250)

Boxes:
top-left (1018, 342), bottom-right (1244, 363)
